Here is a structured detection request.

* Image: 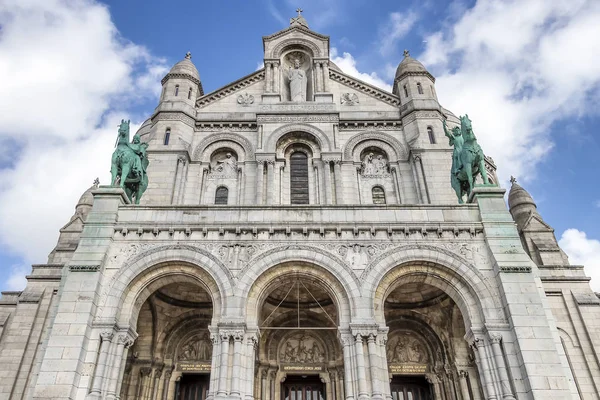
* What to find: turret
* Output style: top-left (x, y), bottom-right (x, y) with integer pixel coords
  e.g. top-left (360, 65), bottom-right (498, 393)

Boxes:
top-left (160, 52), bottom-right (203, 107)
top-left (508, 176), bottom-right (538, 230)
top-left (393, 50), bottom-right (438, 105)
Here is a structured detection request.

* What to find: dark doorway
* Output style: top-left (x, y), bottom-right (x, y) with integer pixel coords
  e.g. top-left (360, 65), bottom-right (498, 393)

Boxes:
top-left (177, 374), bottom-right (210, 400)
top-left (281, 375), bottom-right (325, 400)
top-left (390, 376), bottom-right (432, 400)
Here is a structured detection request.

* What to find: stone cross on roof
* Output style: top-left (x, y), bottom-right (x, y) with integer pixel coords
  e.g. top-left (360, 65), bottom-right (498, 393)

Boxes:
top-left (296, 7), bottom-right (303, 16)
top-left (185, 51), bottom-right (192, 60)
top-left (404, 49), bottom-right (410, 58)
top-left (93, 177), bottom-right (100, 187)
top-left (510, 176), bottom-right (517, 185)
top-left (290, 7), bottom-right (309, 28)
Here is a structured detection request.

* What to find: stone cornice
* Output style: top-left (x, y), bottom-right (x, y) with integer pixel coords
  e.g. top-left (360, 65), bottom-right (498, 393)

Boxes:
top-left (161, 73), bottom-right (204, 95)
top-left (262, 25), bottom-right (329, 43)
top-left (152, 111), bottom-right (196, 128)
top-left (394, 70), bottom-right (436, 83)
top-left (196, 70), bottom-right (265, 108)
top-left (329, 70), bottom-right (400, 107)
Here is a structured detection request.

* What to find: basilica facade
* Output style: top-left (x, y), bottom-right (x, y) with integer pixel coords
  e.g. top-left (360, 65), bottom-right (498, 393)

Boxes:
top-left (1, 13), bottom-right (599, 400)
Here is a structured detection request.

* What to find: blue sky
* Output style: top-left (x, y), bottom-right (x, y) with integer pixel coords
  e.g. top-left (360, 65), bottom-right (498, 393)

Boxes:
top-left (0, 0), bottom-right (599, 290)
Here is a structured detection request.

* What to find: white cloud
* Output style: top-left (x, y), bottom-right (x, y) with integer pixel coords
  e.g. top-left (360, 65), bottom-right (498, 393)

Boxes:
top-left (419, 0), bottom-right (600, 182)
top-left (6, 264), bottom-right (29, 291)
top-left (559, 229), bottom-right (600, 292)
top-left (379, 11), bottom-right (419, 56)
top-left (0, 0), bottom-right (167, 285)
top-left (330, 48), bottom-right (392, 92)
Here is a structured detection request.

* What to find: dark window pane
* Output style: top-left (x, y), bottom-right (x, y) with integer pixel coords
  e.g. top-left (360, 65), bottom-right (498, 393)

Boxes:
top-left (290, 152), bottom-right (309, 204)
top-left (372, 187), bottom-right (386, 204)
top-left (215, 187), bottom-right (228, 205)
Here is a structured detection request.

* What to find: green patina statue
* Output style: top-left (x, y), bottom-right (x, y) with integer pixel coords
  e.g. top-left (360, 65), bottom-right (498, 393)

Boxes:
top-left (110, 119), bottom-right (149, 204)
top-left (443, 115), bottom-right (489, 204)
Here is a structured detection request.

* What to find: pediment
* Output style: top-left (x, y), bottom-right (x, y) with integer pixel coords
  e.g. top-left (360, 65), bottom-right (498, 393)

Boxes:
top-left (329, 69), bottom-right (400, 108)
top-left (263, 25), bottom-right (330, 59)
top-left (522, 212), bottom-right (553, 232)
top-left (196, 69), bottom-right (265, 109)
top-left (60, 215), bottom-right (84, 232)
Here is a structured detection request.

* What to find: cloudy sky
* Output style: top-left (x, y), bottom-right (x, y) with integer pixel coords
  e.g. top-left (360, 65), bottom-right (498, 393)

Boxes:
top-left (0, 0), bottom-right (599, 290)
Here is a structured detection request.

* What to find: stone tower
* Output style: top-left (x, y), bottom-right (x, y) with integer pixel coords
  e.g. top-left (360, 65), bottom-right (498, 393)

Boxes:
top-left (0, 11), bottom-right (598, 400)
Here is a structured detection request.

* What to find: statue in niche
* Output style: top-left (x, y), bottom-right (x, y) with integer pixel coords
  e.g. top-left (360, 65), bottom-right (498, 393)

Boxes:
top-left (361, 152), bottom-right (388, 177)
top-left (215, 153), bottom-right (237, 174)
top-left (288, 58), bottom-right (307, 102)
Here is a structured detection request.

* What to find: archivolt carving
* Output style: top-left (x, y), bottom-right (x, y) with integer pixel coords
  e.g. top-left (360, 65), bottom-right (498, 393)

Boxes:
top-left (265, 123), bottom-right (331, 153)
top-left (270, 39), bottom-right (322, 59)
top-left (343, 131), bottom-right (408, 161)
top-left (193, 133), bottom-right (255, 161)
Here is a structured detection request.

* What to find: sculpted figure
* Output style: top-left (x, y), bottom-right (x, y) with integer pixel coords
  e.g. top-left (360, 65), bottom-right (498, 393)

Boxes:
top-left (374, 155), bottom-right (388, 174)
top-left (215, 152), bottom-right (237, 175)
top-left (288, 59), bottom-right (307, 101)
top-left (362, 153), bottom-right (374, 175)
top-left (444, 116), bottom-right (490, 203)
top-left (110, 120), bottom-right (149, 204)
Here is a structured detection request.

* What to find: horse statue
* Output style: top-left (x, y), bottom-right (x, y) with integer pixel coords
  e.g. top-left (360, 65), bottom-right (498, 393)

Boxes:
top-left (110, 119), bottom-right (149, 204)
top-left (443, 114), bottom-right (490, 204)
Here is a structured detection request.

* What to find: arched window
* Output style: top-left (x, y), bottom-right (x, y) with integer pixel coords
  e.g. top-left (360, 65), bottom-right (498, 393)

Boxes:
top-left (372, 186), bottom-right (386, 204)
top-left (290, 152), bottom-right (309, 204)
top-left (403, 85), bottom-right (409, 97)
top-left (188, 87), bottom-right (193, 99)
top-left (215, 186), bottom-right (229, 205)
top-left (427, 126), bottom-right (436, 144)
top-left (164, 128), bottom-right (171, 145)
top-left (417, 82), bottom-right (423, 94)
top-left (174, 85), bottom-right (179, 96)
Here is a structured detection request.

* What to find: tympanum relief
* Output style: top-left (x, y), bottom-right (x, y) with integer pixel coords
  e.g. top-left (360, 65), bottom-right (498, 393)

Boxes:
top-left (387, 332), bottom-right (428, 364)
top-left (361, 151), bottom-right (389, 178)
top-left (209, 151), bottom-right (238, 179)
top-left (178, 333), bottom-right (212, 361)
top-left (280, 334), bottom-right (325, 364)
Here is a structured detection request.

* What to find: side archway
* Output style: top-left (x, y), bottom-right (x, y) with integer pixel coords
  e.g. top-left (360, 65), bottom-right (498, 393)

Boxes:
top-left (363, 244), bottom-right (501, 329)
top-left (97, 244), bottom-right (234, 327)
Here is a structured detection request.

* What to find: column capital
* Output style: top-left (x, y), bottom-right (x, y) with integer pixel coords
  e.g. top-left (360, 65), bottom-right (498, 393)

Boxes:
top-left (339, 332), bottom-right (355, 346)
top-left (489, 333), bottom-right (503, 344)
top-left (140, 366), bottom-right (153, 377)
top-left (100, 331), bottom-right (114, 341)
top-left (459, 370), bottom-right (469, 378)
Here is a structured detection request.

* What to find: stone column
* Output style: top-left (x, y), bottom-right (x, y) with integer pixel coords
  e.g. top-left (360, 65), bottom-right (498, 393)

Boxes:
top-left (115, 345), bottom-right (130, 399)
top-left (273, 162), bottom-right (282, 204)
top-left (367, 334), bottom-right (383, 400)
top-left (472, 339), bottom-right (497, 400)
top-left (410, 155), bottom-right (424, 203)
top-left (106, 335), bottom-right (132, 400)
top-left (323, 62), bottom-right (330, 92)
top-left (231, 332), bottom-right (244, 397)
top-left (333, 160), bottom-right (343, 205)
top-left (265, 62), bottom-right (272, 93)
top-left (458, 371), bottom-right (471, 400)
top-left (273, 62), bottom-right (280, 93)
top-left (260, 370), bottom-right (267, 400)
top-left (266, 160), bottom-right (275, 205)
top-left (323, 160), bottom-right (333, 204)
top-left (217, 333), bottom-right (230, 396)
top-left (341, 334), bottom-right (355, 400)
top-left (377, 333), bottom-right (392, 400)
top-left (313, 162), bottom-right (321, 204)
top-left (391, 166), bottom-right (404, 204)
top-left (489, 334), bottom-right (515, 400)
top-left (89, 331), bottom-right (113, 397)
top-left (316, 160), bottom-right (326, 204)
top-left (177, 157), bottom-right (188, 204)
top-left (161, 368), bottom-right (173, 400)
top-left (150, 366), bottom-right (163, 400)
top-left (137, 367), bottom-right (152, 400)
top-left (256, 161), bottom-right (264, 204)
top-left (354, 334), bottom-right (369, 400)
top-left (199, 166), bottom-right (208, 204)
top-left (316, 62), bottom-right (323, 92)
top-left (208, 332), bottom-right (221, 400)
top-left (245, 334), bottom-right (258, 400)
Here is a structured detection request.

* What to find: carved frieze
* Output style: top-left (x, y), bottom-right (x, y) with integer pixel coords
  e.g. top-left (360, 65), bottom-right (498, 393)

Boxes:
top-left (237, 93), bottom-right (255, 106)
top-left (360, 151), bottom-right (390, 178)
top-left (258, 103), bottom-right (336, 112)
top-left (256, 114), bottom-right (339, 123)
top-left (178, 333), bottom-right (213, 361)
top-left (340, 92), bottom-right (359, 105)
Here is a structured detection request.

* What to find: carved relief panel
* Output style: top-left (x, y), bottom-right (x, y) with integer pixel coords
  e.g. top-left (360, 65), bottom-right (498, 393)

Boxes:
top-left (178, 333), bottom-right (213, 361)
top-left (279, 333), bottom-right (326, 364)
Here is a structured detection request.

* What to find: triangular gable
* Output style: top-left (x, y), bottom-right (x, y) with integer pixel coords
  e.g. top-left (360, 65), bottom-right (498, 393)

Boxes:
top-left (329, 69), bottom-right (400, 107)
top-left (522, 212), bottom-right (554, 232)
top-left (262, 25), bottom-right (329, 44)
top-left (59, 215), bottom-right (84, 232)
top-left (196, 69), bottom-right (265, 108)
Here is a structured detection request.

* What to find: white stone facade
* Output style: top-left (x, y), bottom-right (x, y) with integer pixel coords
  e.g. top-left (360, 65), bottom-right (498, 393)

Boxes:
top-left (0, 16), bottom-right (598, 400)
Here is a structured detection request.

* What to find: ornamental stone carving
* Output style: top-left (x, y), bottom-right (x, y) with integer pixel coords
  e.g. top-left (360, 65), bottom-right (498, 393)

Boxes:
top-left (386, 332), bottom-right (428, 364)
top-left (237, 92), bottom-right (254, 106)
top-left (287, 56), bottom-right (307, 102)
top-left (280, 334), bottom-right (325, 364)
top-left (179, 333), bottom-right (213, 361)
top-left (209, 152), bottom-right (238, 179)
top-left (361, 152), bottom-right (389, 177)
top-left (340, 92), bottom-right (359, 105)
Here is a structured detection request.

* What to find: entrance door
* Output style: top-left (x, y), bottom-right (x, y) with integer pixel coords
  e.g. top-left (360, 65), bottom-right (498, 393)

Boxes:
top-left (282, 375), bottom-right (325, 400)
top-left (390, 376), bottom-right (432, 400)
top-left (178, 374), bottom-right (209, 400)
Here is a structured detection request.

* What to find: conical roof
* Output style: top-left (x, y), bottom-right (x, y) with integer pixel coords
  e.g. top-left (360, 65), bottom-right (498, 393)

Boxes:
top-left (395, 50), bottom-right (429, 79)
top-left (168, 52), bottom-right (200, 81)
top-left (507, 177), bottom-right (536, 211)
top-left (76, 180), bottom-right (98, 208)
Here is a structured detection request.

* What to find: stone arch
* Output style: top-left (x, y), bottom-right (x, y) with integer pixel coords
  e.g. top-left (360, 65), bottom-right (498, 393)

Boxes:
top-left (270, 39), bottom-right (321, 59)
top-left (98, 244), bottom-right (234, 328)
top-left (277, 132), bottom-right (320, 159)
top-left (237, 245), bottom-right (360, 328)
top-left (363, 244), bottom-right (500, 329)
top-left (201, 141), bottom-right (246, 164)
top-left (192, 132), bottom-right (255, 161)
top-left (265, 123), bottom-right (331, 153)
top-left (343, 131), bottom-right (409, 161)
top-left (353, 140), bottom-right (398, 164)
